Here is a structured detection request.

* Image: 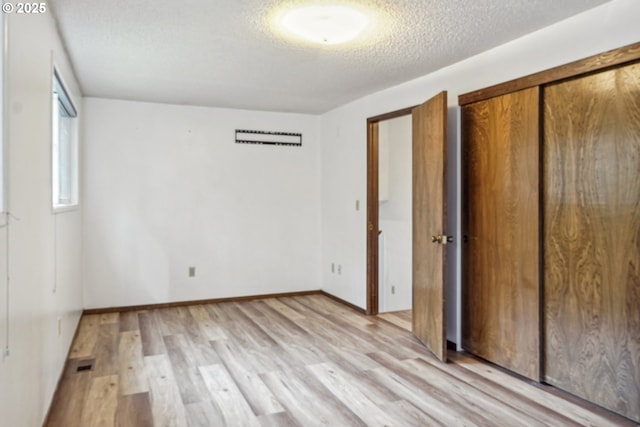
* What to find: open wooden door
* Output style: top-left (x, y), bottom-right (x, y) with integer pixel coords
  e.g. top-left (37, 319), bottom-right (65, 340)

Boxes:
top-left (412, 91), bottom-right (448, 362)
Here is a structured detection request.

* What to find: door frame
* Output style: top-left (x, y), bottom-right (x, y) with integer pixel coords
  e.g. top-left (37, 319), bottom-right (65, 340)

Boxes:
top-left (366, 106), bottom-right (416, 315)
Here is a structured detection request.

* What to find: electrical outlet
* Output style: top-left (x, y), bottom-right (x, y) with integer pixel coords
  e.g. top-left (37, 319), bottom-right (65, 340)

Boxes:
top-left (188, 266), bottom-right (196, 277)
top-left (355, 200), bottom-right (360, 211)
top-left (391, 285), bottom-right (396, 295)
top-left (331, 263), bottom-right (335, 273)
top-left (337, 265), bottom-right (342, 275)
top-left (57, 318), bottom-right (62, 336)
top-left (3, 348), bottom-right (9, 359)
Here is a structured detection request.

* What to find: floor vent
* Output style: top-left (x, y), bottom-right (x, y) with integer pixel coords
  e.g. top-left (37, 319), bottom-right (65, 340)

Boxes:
top-left (76, 360), bottom-right (94, 373)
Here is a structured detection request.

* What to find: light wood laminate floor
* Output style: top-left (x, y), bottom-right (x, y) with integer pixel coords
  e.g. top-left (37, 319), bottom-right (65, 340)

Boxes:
top-left (45, 295), bottom-right (637, 426)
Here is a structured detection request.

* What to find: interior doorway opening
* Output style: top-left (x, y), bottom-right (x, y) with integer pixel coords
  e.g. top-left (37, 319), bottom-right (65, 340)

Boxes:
top-left (377, 115), bottom-right (412, 313)
top-left (367, 91), bottom-right (449, 361)
top-left (366, 106), bottom-right (414, 316)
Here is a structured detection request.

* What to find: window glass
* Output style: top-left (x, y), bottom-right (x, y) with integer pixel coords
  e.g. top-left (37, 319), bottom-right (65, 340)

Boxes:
top-left (52, 70), bottom-right (78, 209)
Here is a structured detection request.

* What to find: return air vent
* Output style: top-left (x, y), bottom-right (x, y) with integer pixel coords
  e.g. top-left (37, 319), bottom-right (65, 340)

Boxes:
top-left (235, 129), bottom-right (302, 147)
top-left (76, 359), bottom-right (94, 373)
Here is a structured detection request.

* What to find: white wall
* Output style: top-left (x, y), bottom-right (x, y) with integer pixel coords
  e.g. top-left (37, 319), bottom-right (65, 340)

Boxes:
top-left (82, 98), bottom-right (321, 308)
top-left (319, 0), bottom-right (640, 343)
top-left (0, 11), bottom-right (84, 427)
top-left (378, 116), bottom-right (412, 312)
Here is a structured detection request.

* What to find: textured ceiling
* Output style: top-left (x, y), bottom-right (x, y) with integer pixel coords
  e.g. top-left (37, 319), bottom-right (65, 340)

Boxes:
top-left (50, 0), bottom-right (610, 113)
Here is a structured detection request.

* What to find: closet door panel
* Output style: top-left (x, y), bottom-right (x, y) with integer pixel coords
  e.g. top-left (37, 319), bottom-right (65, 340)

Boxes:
top-left (544, 62), bottom-right (640, 423)
top-left (462, 87), bottom-right (540, 380)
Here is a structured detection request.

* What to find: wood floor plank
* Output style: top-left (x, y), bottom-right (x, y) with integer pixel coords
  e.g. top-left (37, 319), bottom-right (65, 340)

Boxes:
top-left (100, 312), bottom-right (120, 325)
top-left (203, 302), bottom-right (234, 323)
top-left (184, 400), bottom-right (226, 427)
top-left (263, 298), bottom-right (306, 322)
top-left (146, 354), bottom-right (189, 427)
top-left (213, 334), bottom-right (287, 374)
top-left (329, 313), bottom-right (425, 361)
top-left (249, 300), bottom-right (309, 341)
top-left (381, 399), bottom-right (444, 426)
top-left (369, 350), bottom-right (498, 426)
top-left (366, 364), bottom-right (472, 426)
top-left (307, 362), bottom-right (399, 426)
top-left (187, 305), bottom-right (227, 341)
top-left (93, 323), bottom-right (120, 376)
top-left (178, 307), bottom-right (208, 345)
top-left (198, 363), bottom-right (261, 427)
top-left (79, 375), bottom-right (119, 427)
top-left (45, 367), bottom-right (92, 427)
top-left (190, 338), bottom-right (223, 367)
top-left (404, 356), bottom-right (547, 426)
top-left (119, 311), bottom-right (140, 332)
top-left (377, 310), bottom-right (412, 331)
top-left (138, 311), bottom-right (166, 356)
top-left (163, 334), bottom-right (210, 404)
top-left (211, 339), bottom-right (285, 416)
top-left (277, 296), bottom-right (319, 317)
top-left (257, 411), bottom-right (301, 427)
top-left (69, 314), bottom-right (100, 359)
top-left (157, 307), bottom-right (188, 337)
top-left (118, 330), bottom-right (149, 396)
top-left (295, 315), bottom-right (378, 353)
top-left (260, 367), bottom-right (367, 427)
top-left (47, 295), bottom-right (636, 427)
top-left (449, 352), bottom-right (636, 426)
top-left (227, 306), bottom-right (279, 348)
top-left (408, 354), bottom-right (583, 426)
top-left (115, 392), bottom-right (154, 427)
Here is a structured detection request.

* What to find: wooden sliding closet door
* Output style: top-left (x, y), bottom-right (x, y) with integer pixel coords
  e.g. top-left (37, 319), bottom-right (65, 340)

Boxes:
top-left (544, 62), bottom-right (640, 423)
top-left (462, 87), bottom-right (540, 380)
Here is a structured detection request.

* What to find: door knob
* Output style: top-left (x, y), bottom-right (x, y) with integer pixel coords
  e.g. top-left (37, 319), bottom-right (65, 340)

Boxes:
top-left (431, 235), bottom-right (453, 245)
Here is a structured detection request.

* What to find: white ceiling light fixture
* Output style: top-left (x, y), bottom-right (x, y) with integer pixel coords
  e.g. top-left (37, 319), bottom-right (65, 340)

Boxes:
top-left (280, 4), bottom-right (370, 45)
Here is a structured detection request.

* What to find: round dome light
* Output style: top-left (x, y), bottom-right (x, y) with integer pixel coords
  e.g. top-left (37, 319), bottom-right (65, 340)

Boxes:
top-left (280, 5), bottom-right (369, 45)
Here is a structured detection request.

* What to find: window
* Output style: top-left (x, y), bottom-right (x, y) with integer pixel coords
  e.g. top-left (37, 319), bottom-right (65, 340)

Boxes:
top-left (52, 69), bottom-right (78, 209)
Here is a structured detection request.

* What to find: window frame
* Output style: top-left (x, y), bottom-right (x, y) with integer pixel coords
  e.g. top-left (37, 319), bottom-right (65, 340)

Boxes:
top-left (51, 67), bottom-right (79, 212)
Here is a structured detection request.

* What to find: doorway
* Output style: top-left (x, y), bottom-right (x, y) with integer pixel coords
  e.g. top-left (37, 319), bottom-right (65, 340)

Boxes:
top-left (366, 92), bottom-right (449, 362)
top-left (377, 115), bottom-right (413, 314)
top-left (366, 107), bottom-right (414, 316)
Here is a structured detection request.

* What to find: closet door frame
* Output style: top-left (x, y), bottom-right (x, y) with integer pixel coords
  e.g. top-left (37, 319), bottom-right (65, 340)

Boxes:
top-left (459, 43), bottom-right (640, 106)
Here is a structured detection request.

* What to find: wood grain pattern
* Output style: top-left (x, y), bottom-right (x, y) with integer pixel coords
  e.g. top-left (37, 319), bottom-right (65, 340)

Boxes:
top-left (377, 309), bottom-right (412, 331)
top-left (69, 314), bottom-right (100, 359)
top-left (117, 330), bottom-right (148, 395)
top-left (138, 311), bottom-right (165, 356)
top-left (80, 375), bottom-right (119, 427)
top-left (462, 87), bottom-right (541, 380)
top-left (146, 354), bottom-right (189, 426)
top-left (116, 392), bottom-right (154, 427)
top-left (307, 362), bottom-right (399, 426)
top-left (543, 62), bottom-right (640, 423)
top-left (459, 42), bottom-right (640, 105)
top-left (184, 400), bottom-right (225, 427)
top-left (45, 295), bottom-right (636, 426)
top-left (199, 363), bottom-right (262, 427)
top-left (412, 91), bottom-right (448, 362)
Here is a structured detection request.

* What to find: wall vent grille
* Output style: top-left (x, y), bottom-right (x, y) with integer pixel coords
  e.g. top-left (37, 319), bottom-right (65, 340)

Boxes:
top-left (235, 129), bottom-right (302, 147)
